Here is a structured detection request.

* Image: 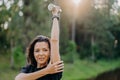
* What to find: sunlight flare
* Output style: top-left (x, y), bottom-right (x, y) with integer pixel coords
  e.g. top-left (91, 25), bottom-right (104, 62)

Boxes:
top-left (73, 0), bottom-right (82, 5)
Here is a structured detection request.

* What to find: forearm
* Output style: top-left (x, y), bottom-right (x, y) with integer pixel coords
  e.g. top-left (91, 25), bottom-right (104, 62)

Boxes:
top-left (15, 68), bottom-right (48, 80)
top-left (51, 18), bottom-right (59, 41)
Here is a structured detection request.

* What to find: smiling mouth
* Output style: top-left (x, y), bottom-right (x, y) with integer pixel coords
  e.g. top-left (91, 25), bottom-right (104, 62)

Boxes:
top-left (38, 58), bottom-right (45, 61)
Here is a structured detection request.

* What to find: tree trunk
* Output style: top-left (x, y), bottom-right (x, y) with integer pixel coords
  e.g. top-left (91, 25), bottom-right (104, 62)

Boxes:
top-left (91, 35), bottom-right (95, 62)
top-left (10, 39), bottom-right (15, 69)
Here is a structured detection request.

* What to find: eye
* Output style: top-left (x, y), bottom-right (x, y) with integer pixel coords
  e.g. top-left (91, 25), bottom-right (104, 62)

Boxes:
top-left (34, 49), bottom-right (39, 52)
top-left (43, 48), bottom-right (48, 51)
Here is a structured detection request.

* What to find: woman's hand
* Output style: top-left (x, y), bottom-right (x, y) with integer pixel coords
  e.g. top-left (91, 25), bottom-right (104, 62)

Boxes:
top-left (45, 61), bottom-right (64, 74)
top-left (52, 6), bottom-right (62, 16)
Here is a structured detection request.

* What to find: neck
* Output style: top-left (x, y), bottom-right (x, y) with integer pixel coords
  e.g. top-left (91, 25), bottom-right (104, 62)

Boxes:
top-left (37, 63), bottom-right (47, 68)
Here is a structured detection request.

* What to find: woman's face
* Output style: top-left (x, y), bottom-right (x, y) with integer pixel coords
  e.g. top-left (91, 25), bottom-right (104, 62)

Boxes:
top-left (34, 42), bottom-right (50, 67)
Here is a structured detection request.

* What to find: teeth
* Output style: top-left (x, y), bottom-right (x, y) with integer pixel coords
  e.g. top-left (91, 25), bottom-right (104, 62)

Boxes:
top-left (39, 58), bottom-right (44, 61)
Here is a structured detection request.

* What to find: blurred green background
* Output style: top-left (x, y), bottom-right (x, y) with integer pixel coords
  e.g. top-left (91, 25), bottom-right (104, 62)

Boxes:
top-left (0, 0), bottom-right (120, 80)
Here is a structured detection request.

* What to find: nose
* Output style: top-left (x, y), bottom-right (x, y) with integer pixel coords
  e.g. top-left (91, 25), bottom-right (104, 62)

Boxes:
top-left (38, 50), bottom-right (43, 55)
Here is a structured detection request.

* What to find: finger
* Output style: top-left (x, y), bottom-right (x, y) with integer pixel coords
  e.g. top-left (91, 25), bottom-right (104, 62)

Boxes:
top-left (54, 61), bottom-right (63, 65)
top-left (56, 70), bottom-right (64, 73)
top-left (54, 63), bottom-right (64, 71)
top-left (57, 66), bottom-right (64, 71)
top-left (52, 70), bottom-right (63, 74)
top-left (55, 64), bottom-right (64, 69)
top-left (57, 63), bottom-right (64, 67)
top-left (57, 61), bottom-right (64, 65)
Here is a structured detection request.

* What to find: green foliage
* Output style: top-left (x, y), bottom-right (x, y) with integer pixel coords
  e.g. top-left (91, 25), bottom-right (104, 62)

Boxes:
top-left (60, 18), bottom-right (70, 55)
top-left (78, 40), bottom-right (91, 59)
top-left (62, 41), bottom-right (78, 63)
top-left (91, 42), bottom-right (100, 61)
top-left (75, 0), bottom-right (120, 59)
top-left (0, 29), bottom-right (10, 54)
top-left (67, 41), bottom-right (77, 52)
top-left (17, 0), bottom-right (52, 49)
top-left (0, 0), bottom-right (22, 55)
top-left (92, 43), bottom-right (99, 54)
top-left (13, 46), bottom-right (26, 67)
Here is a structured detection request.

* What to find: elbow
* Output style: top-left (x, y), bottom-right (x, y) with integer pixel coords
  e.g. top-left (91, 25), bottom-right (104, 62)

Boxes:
top-left (51, 34), bottom-right (59, 41)
top-left (51, 37), bottom-right (59, 42)
top-left (15, 75), bottom-right (20, 80)
top-left (15, 73), bottom-right (24, 80)
top-left (51, 39), bottom-right (58, 42)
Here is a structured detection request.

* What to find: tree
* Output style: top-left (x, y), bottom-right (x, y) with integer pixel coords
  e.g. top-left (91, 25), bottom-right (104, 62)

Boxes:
top-left (75, 0), bottom-right (118, 59)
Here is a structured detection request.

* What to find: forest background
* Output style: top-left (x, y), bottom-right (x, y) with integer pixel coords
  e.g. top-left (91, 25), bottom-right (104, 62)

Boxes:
top-left (0, 0), bottom-right (120, 80)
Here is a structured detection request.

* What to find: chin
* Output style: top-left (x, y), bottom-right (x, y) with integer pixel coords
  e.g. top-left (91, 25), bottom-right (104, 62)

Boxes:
top-left (40, 62), bottom-right (46, 65)
top-left (37, 60), bottom-right (47, 65)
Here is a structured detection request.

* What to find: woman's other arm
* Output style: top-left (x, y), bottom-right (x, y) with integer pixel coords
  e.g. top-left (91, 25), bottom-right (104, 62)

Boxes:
top-left (15, 61), bottom-right (63, 80)
top-left (15, 68), bottom-right (48, 80)
top-left (51, 6), bottom-right (61, 63)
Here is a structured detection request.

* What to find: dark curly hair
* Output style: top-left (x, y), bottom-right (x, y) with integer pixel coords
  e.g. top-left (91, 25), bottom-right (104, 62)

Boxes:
top-left (26, 35), bottom-right (50, 67)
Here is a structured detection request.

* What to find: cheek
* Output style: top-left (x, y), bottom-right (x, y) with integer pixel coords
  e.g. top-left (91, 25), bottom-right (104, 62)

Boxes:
top-left (44, 51), bottom-right (50, 61)
top-left (45, 52), bottom-right (50, 58)
top-left (33, 52), bottom-right (40, 59)
top-left (34, 52), bottom-right (50, 58)
top-left (34, 53), bottom-right (38, 59)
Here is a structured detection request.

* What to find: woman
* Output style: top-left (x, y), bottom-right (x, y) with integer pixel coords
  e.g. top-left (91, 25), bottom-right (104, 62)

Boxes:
top-left (15, 5), bottom-right (64, 80)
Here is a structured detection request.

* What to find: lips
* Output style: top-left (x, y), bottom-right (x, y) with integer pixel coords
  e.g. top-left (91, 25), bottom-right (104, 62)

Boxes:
top-left (38, 57), bottom-right (45, 61)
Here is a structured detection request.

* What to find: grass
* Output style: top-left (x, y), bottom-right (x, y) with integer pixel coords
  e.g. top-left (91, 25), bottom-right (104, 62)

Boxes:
top-left (62, 58), bottom-right (120, 80)
top-left (0, 54), bottom-right (120, 80)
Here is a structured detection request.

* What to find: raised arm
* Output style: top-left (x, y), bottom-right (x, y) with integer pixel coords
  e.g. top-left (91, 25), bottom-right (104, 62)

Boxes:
top-left (51, 6), bottom-right (61, 63)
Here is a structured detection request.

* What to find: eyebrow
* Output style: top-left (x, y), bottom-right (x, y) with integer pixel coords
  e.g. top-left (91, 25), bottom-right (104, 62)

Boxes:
top-left (35, 47), bottom-right (49, 49)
